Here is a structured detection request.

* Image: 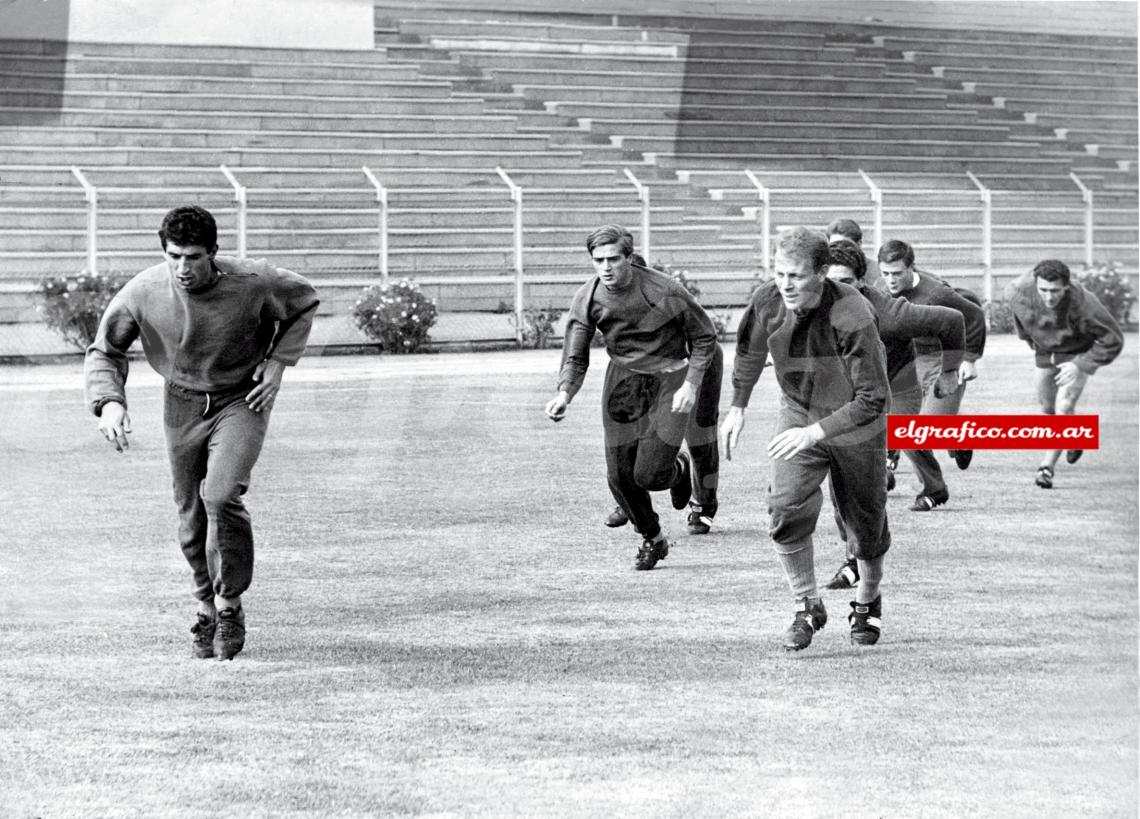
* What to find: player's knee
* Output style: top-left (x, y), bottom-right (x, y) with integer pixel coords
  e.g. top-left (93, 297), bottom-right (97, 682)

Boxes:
top-left (199, 480), bottom-right (247, 510)
top-left (634, 460), bottom-right (674, 491)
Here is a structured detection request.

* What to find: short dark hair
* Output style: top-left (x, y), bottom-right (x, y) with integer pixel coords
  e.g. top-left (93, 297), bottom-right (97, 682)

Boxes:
top-left (776, 226), bottom-right (830, 273)
top-left (159, 205), bottom-right (218, 250)
top-left (826, 218), bottom-right (863, 244)
top-left (878, 239), bottom-right (915, 268)
top-left (586, 224), bottom-right (634, 257)
top-left (828, 239), bottom-right (867, 280)
top-left (1033, 259), bottom-right (1071, 286)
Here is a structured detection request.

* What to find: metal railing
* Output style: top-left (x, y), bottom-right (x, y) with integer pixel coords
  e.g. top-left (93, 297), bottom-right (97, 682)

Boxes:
top-left (2, 166), bottom-right (1124, 288)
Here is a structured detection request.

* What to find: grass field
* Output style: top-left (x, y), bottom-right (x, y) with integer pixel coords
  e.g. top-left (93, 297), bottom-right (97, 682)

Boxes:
top-left (1, 334), bottom-right (1137, 818)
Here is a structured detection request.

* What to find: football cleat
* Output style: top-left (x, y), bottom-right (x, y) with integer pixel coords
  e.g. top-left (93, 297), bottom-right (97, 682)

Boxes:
top-left (1035, 466), bottom-right (1054, 489)
top-left (951, 449), bottom-right (974, 470)
top-left (824, 559), bottom-right (860, 590)
top-left (849, 596), bottom-right (883, 645)
top-left (213, 606), bottom-right (246, 661)
top-left (909, 487), bottom-right (949, 512)
top-left (1065, 449), bottom-right (1083, 465)
top-left (783, 598), bottom-right (827, 651)
top-left (605, 505), bottom-right (629, 528)
top-left (669, 451), bottom-right (693, 510)
top-left (191, 612), bottom-right (216, 659)
top-left (634, 537), bottom-right (669, 571)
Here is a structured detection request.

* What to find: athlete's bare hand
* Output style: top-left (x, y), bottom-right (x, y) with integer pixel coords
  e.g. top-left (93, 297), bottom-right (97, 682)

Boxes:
top-left (247, 359), bottom-right (285, 413)
top-left (671, 380), bottom-right (697, 413)
top-left (719, 406), bottom-right (745, 461)
top-left (545, 391), bottom-right (570, 422)
top-left (767, 423), bottom-right (825, 461)
top-left (1054, 360), bottom-right (1081, 387)
top-left (97, 401), bottom-right (131, 453)
top-left (958, 359), bottom-right (978, 385)
top-left (933, 369), bottom-right (959, 399)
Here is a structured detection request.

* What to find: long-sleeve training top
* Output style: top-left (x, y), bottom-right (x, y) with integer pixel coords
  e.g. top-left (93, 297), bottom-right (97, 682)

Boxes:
top-left (882, 270), bottom-right (986, 361)
top-left (858, 284), bottom-right (965, 393)
top-left (731, 278), bottom-right (889, 439)
top-left (85, 255), bottom-right (320, 414)
top-left (557, 263), bottom-right (718, 400)
top-left (1005, 272), bottom-right (1124, 373)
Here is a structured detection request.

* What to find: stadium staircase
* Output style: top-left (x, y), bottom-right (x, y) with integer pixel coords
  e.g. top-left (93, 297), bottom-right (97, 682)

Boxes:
top-left (0, 5), bottom-right (1135, 329)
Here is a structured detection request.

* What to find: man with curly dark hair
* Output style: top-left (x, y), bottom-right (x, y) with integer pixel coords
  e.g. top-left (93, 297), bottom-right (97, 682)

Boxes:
top-left (1006, 259), bottom-right (1124, 489)
top-left (84, 205), bottom-right (319, 660)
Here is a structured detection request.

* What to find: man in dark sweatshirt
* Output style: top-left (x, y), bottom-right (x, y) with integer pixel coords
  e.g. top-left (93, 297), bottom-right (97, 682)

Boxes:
top-left (545, 224), bottom-right (722, 571)
top-left (1006, 259), bottom-right (1124, 489)
top-left (822, 239), bottom-right (965, 591)
top-left (878, 239), bottom-right (987, 512)
top-left (85, 205), bottom-right (319, 660)
top-left (720, 227), bottom-right (891, 650)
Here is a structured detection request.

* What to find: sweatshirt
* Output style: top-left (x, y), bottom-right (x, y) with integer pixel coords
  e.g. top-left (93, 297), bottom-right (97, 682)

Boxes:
top-left (1005, 272), bottom-right (1124, 373)
top-left (557, 264), bottom-right (718, 400)
top-left (858, 284), bottom-right (965, 392)
top-left (882, 270), bottom-right (986, 361)
top-left (732, 279), bottom-right (889, 439)
top-left (84, 255), bottom-right (320, 414)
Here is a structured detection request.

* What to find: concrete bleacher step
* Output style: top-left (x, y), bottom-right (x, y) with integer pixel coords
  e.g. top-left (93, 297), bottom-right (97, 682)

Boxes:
top-left (614, 135), bottom-right (1048, 159)
top-left (393, 17), bottom-right (691, 44)
top-left (449, 50), bottom-right (884, 77)
top-left (0, 55), bottom-right (420, 83)
top-left (938, 66), bottom-right (1137, 90)
top-left (904, 48), bottom-right (1137, 73)
top-left (581, 119), bottom-right (1014, 142)
top-left (512, 85), bottom-right (952, 109)
top-left (0, 108), bottom-right (526, 134)
top-left (872, 34), bottom-right (1136, 63)
top-left (650, 152), bottom-right (1074, 176)
top-left (543, 101), bottom-right (981, 126)
top-left (0, 126), bottom-right (559, 153)
top-left (966, 81), bottom-right (1136, 104)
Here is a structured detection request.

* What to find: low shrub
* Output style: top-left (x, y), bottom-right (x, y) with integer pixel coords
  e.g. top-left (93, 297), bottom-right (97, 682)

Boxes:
top-left (352, 279), bottom-right (438, 354)
top-left (37, 270), bottom-right (132, 351)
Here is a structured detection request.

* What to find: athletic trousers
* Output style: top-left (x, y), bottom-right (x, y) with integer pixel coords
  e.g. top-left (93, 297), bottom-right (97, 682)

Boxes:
top-left (164, 381), bottom-right (269, 602)
top-left (770, 398), bottom-right (891, 561)
top-left (603, 344), bottom-right (723, 539)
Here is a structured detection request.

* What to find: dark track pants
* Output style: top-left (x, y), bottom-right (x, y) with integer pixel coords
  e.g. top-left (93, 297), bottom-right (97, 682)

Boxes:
top-left (769, 399), bottom-right (890, 561)
top-left (164, 382), bottom-right (269, 602)
top-left (603, 345), bottom-right (722, 539)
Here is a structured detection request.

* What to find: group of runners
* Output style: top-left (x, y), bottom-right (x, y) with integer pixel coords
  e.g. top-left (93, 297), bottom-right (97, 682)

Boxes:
top-left (84, 207), bottom-right (1125, 659)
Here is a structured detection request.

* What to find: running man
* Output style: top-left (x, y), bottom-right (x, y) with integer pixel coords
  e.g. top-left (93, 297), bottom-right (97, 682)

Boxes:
top-left (822, 239), bottom-right (965, 590)
top-left (720, 227), bottom-right (891, 649)
top-left (1006, 259), bottom-right (1124, 488)
top-left (85, 205), bottom-right (319, 660)
top-left (878, 239), bottom-right (986, 511)
top-left (546, 224), bottom-right (722, 569)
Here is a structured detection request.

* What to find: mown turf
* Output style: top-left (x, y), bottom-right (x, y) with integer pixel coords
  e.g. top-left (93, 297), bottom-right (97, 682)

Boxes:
top-left (1, 335), bottom-right (1136, 818)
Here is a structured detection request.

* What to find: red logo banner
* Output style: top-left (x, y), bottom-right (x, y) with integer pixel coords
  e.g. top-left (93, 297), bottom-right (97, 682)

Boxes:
top-left (887, 415), bottom-right (1099, 450)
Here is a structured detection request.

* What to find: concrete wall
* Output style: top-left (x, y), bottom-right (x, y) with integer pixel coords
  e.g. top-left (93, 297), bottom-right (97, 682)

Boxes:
top-left (0, 0), bottom-right (376, 49)
top-left (378, 0), bottom-right (1138, 38)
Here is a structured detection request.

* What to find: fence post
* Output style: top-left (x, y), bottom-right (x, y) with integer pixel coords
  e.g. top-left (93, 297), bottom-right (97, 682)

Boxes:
top-left (1070, 172), bottom-right (1095, 267)
top-left (857, 169), bottom-right (883, 251)
top-left (70, 166), bottom-right (97, 274)
top-left (219, 165), bottom-right (247, 258)
top-left (362, 166), bottom-right (389, 282)
top-left (966, 171), bottom-right (994, 308)
top-left (496, 167), bottom-right (525, 344)
top-left (744, 169), bottom-right (771, 275)
top-left (623, 168), bottom-right (651, 262)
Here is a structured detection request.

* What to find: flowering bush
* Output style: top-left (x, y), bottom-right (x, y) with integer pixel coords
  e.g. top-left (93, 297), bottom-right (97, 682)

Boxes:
top-left (1079, 262), bottom-right (1136, 327)
top-left (510, 305), bottom-right (562, 349)
top-left (352, 279), bottom-right (438, 353)
top-left (37, 270), bottom-right (131, 351)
